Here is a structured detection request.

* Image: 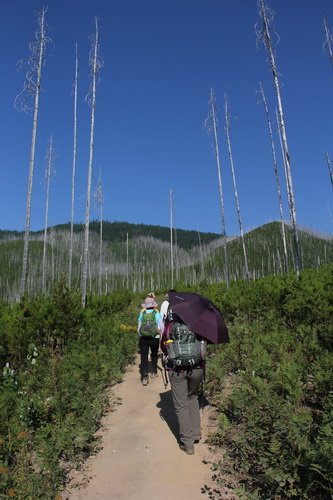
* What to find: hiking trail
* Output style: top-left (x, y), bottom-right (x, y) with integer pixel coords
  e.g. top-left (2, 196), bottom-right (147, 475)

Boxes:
top-left (63, 356), bottom-right (225, 500)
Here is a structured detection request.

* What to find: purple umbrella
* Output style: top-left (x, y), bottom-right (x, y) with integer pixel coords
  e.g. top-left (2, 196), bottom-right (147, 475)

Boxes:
top-left (168, 292), bottom-right (229, 344)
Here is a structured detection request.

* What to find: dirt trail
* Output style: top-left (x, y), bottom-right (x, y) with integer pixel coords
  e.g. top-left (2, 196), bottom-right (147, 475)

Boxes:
top-left (63, 357), bottom-right (219, 500)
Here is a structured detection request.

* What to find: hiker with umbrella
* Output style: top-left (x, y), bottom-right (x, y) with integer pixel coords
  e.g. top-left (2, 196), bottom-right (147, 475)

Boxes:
top-left (160, 291), bottom-right (229, 455)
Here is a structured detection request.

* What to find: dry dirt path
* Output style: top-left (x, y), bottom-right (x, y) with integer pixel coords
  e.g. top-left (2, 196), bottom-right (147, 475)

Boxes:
top-left (63, 357), bottom-right (219, 500)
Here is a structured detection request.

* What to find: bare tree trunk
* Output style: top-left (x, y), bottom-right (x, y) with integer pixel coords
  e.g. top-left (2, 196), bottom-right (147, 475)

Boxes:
top-left (126, 232), bottom-right (129, 289)
top-left (82, 18), bottom-right (103, 305)
top-left (207, 88), bottom-right (229, 285)
top-left (172, 199), bottom-right (179, 281)
top-left (69, 43), bottom-right (79, 287)
top-left (197, 228), bottom-right (205, 279)
top-left (325, 151), bottom-right (333, 190)
top-left (323, 16), bottom-right (333, 70)
top-left (259, 82), bottom-right (288, 271)
top-left (257, 0), bottom-right (301, 275)
top-left (224, 94), bottom-right (249, 279)
top-left (169, 188), bottom-right (174, 288)
top-left (42, 136), bottom-right (54, 292)
top-left (50, 227), bottom-right (55, 283)
top-left (16, 7), bottom-right (48, 295)
top-left (94, 169), bottom-right (104, 296)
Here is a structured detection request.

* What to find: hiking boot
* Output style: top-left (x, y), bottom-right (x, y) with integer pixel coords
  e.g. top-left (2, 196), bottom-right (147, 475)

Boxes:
top-left (141, 376), bottom-right (149, 386)
top-left (150, 372), bottom-right (158, 379)
top-left (179, 443), bottom-right (195, 455)
top-left (194, 435), bottom-right (202, 444)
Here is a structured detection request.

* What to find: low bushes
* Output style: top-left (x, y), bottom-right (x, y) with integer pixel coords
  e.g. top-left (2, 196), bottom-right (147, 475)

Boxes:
top-left (0, 283), bottom-right (137, 499)
top-left (203, 265), bottom-right (333, 498)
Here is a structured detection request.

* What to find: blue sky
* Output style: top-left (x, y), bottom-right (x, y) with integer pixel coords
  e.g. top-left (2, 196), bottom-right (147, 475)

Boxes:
top-left (1, 0), bottom-right (333, 236)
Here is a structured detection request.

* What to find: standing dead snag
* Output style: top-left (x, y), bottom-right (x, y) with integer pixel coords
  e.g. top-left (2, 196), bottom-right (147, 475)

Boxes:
top-left (224, 94), bottom-right (249, 280)
top-left (257, 0), bottom-right (301, 276)
top-left (82, 17), bottom-right (103, 306)
top-left (169, 188), bottom-right (174, 289)
top-left (325, 152), bottom-right (333, 190)
top-left (258, 82), bottom-right (288, 271)
top-left (42, 136), bottom-right (55, 292)
top-left (69, 43), bottom-right (79, 288)
top-left (94, 168), bottom-right (104, 296)
top-left (323, 16), bottom-right (333, 70)
top-left (15, 6), bottom-right (49, 295)
top-left (205, 88), bottom-right (229, 285)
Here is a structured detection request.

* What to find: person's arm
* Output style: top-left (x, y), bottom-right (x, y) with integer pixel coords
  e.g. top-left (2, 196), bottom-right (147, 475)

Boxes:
top-left (155, 312), bottom-right (164, 334)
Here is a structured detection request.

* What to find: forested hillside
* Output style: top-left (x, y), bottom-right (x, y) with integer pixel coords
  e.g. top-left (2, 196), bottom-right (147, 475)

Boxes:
top-left (0, 221), bottom-right (221, 249)
top-left (0, 221), bottom-right (332, 302)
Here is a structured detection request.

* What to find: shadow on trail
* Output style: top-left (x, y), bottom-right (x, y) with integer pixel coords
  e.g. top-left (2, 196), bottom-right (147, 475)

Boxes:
top-left (156, 390), bottom-right (179, 442)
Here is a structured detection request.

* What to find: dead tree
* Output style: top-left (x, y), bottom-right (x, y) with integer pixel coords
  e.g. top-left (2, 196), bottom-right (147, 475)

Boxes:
top-left (325, 151), bottom-right (333, 190)
top-left (257, 0), bottom-right (301, 275)
top-left (224, 94), bottom-right (249, 280)
top-left (323, 16), bottom-right (333, 70)
top-left (169, 188), bottom-right (174, 288)
top-left (94, 168), bottom-right (104, 295)
top-left (42, 136), bottom-right (55, 292)
top-left (15, 7), bottom-right (49, 295)
top-left (126, 232), bottom-right (129, 289)
top-left (205, 88), bottom-right (229, 285)
top-left (82, 17), bottom-right (103, 305)
top-left (197, 228), bottom-right (205, 279)
top-left (69, 43), bottom-right (79, 288)
top-left (259, 82), bottom-right (288, 270)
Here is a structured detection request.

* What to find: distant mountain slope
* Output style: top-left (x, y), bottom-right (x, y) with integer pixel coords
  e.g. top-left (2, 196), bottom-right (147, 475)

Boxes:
top-left (0, 220), bottom-right (221, 250)
top-left (0, 221), bottom-right (331, 301)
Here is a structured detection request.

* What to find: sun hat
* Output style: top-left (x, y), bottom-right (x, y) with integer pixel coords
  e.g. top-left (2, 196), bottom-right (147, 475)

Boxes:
top-left (141, 297), bottom-right (158, 309)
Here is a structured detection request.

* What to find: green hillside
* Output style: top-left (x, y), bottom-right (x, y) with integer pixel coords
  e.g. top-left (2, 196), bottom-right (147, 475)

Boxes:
top-left (0, 221), bottom-right (332, 301)
top-left (0, 220), bottom-right (221, 250)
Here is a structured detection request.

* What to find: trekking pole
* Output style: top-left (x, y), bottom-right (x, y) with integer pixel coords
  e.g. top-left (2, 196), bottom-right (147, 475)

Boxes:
top-left (160, 353), bottom-right (169, 388)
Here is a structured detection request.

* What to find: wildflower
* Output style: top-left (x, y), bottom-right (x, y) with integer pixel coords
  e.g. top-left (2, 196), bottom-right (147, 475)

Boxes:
top-left (0, 466), bottom-right (8, 474)
top-left (7, 488), bottom-right (17, 497)
top-left (17, 431), bottom-right (27, 440)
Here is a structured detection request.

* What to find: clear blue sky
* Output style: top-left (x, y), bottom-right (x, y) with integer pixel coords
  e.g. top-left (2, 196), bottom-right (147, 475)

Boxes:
top-left (1, 0), bottom-right (333, 236)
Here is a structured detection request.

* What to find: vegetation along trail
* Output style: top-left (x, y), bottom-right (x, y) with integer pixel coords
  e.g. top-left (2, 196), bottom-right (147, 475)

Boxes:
top-left (64, 357), bottom-right (218, 500)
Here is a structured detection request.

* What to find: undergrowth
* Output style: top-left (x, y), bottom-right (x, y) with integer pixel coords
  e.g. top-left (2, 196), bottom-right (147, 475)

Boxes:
top-left (0, 282), bottom-right (137, 499)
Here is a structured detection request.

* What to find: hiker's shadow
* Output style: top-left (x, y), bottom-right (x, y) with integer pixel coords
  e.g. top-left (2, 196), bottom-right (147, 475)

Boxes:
top-left (156, 390), bottom-right (179, 442)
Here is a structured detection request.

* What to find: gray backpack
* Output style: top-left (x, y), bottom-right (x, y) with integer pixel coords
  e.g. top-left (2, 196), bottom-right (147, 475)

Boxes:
top-left (166, 322), bottom-right (205, 368)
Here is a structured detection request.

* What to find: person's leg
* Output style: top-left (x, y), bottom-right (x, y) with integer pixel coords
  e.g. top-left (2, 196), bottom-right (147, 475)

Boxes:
top-left (169, 371), bottom-right (194, 452)
top-left (187, 368), bottom-right (204, 441)
top-left (139, 337), bottom-right (149, 382)
top-left (149, 338), bottom-right (159, 375)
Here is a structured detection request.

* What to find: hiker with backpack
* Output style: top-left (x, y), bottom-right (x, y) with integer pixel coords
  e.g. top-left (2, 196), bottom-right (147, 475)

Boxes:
top-left (137, 297), bottom-right (164, 386)
top-left (160, 288), bottom-right (176, 325)
top-left (161, 306), bottom-right (206, 455)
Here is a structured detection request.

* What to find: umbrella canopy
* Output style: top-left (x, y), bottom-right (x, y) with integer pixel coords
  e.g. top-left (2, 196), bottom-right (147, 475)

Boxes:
top-left (168, 292), bottom-right (229, 345)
